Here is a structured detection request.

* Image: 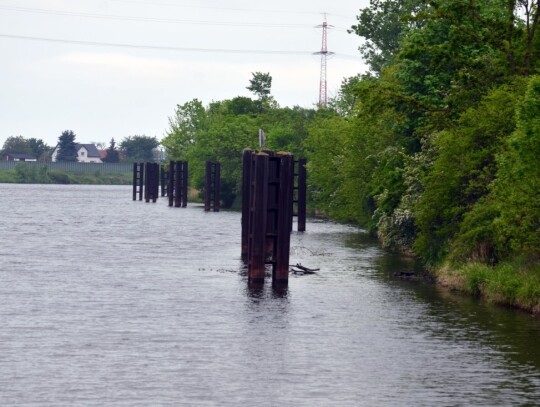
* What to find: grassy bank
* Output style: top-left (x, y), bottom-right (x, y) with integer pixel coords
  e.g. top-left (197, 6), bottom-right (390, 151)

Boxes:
top-left (0, 167), bottom-right (132, 185)
top-left (435, 260), bottom-right (540, 315)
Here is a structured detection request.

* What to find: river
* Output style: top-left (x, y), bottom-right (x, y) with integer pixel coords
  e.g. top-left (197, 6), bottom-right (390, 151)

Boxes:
top-left (1, 184), bottom-right (539, 406)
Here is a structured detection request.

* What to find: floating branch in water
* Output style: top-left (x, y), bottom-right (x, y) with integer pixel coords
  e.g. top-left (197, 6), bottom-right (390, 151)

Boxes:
top-left (290, 263), bottom-right (320, 274)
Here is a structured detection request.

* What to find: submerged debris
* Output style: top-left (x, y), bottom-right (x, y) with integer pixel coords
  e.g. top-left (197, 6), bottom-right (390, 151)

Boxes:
top-left (290, 263), bottom-right (320, 275)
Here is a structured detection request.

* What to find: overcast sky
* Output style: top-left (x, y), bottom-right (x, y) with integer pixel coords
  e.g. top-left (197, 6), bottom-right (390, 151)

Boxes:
top-left (0, 0), bottom-right (369, 147)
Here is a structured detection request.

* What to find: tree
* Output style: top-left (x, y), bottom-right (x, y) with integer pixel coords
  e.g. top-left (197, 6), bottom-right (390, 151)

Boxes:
top-left (491, 76), bottom-right (540, 259)
top-left (413, 81), bottom-right (526, 263)
top-left (27, 138), bottom-right (51, 160)
top-left (1, 136), bottom-right (32, 157)
top-left (162, 99), bottom-right (207, 160)
top-left (119, 135), bottom-right (159, 162)
top-left (350, 0), bottom-right (426, 74)
top-left (92, 141), bottom-right (107, 150)
top-left (102, 138), bottom-right (120, 163)
top-left (247, 72), bottom-right (273, 111)
top-left (56, 130), bottom-right (78, 162)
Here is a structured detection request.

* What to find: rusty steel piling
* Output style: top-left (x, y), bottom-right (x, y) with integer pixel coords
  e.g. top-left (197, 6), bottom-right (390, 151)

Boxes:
top-left (167, 160), bottom-right (188, 208)
top-left (242, 149), bottom-right (294, 286)
top-left (160, 164), bottom-right (167, 197)
top-left (144, 163), bottom-right (160, 203)
top-left (297, 158), bottom-right (307, 232)
top-left (181, 161), bottom-right (188, 207)
top-left (241, 150), bottom-right (253, 260)
top-left (132, 162), bottom-right (144, 201)
top-left (205, 161), bottom-right (221, 212)
top-left (168, 160), bottom-right (175, 207)
top-left (247, 152), bottom-right (269, 283)
top-left (273, 153), bottom-right (294, 284)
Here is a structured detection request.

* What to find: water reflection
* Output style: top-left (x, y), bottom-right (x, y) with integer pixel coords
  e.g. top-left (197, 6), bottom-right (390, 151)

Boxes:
top-left (373, 244), bottom-right (540, 372)
top-left (244, 276), bottom-right (289, 300)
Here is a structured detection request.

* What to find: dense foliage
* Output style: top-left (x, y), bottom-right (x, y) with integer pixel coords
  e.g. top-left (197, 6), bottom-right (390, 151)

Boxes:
top-left (162, 88), bottom-right (314, 208)
top-left (119, 135), bottom-right (160, 162)
top-left (305, 0), bottom-right (540, 273)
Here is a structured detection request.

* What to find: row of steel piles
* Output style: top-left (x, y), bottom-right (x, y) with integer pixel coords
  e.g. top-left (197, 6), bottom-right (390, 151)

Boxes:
top-left (132, 162), bottom-right (160, 203)
top-left (133, 160), bottom-right (221, 211)
top-left (167, 160), bottom-right (189, 208)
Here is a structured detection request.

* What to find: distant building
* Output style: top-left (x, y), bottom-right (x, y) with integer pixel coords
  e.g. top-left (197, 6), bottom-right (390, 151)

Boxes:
top-left (5, 153), bottom-right (37, 162)
top-left (51, 143), bottom-right (103, 163)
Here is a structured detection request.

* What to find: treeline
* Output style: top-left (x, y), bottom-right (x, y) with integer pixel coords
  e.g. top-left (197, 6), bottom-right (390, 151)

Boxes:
top-left (1, 132), bottom-right (161, 163)
top-left (306, 0), bottom-right (540, 309)
top-left (308, 0), bottom-right (540, 268)
top-left (162, 72), bottom-right (317, 207)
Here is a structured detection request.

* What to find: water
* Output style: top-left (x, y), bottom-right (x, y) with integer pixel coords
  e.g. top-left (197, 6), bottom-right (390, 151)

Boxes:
top-left (1, 184), bottom-right (540, 406)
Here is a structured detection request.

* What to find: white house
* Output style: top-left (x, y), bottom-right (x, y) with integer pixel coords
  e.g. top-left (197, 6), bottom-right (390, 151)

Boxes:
top-left (5, 153), bottom-right (37, 162)
top-left (51, 143), bottom-right (103, 163)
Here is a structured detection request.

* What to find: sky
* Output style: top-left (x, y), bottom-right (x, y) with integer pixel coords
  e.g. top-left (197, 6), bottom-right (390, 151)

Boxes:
top-left (0, 0), bottom-right (369, 148)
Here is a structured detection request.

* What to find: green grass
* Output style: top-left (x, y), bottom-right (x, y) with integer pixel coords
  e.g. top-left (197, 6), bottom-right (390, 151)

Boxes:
top-left (436, 260), bottom-right (540, 314)
top-left (0, 168), bottom-right (132, 185)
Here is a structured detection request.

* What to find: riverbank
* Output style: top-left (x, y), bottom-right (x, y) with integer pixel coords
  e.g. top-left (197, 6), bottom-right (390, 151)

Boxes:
top-left (0, 168), bottom-right (132, 185)
top-left (434, 260), bottom-right (540, 316)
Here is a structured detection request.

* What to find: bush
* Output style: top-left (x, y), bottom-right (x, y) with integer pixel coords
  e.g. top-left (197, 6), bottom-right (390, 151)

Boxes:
top-left (47, 170), bottom-right (71, 184)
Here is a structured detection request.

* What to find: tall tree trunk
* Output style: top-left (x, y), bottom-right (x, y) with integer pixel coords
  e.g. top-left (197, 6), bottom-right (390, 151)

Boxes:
top-left (506, 0), bottom-right (516, 73)
top-left (525, 1), bottom-right (540, 74)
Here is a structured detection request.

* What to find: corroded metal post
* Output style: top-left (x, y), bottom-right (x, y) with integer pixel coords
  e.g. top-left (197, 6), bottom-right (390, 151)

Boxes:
top-left (273, 153), bottom-right (293, 285)
top-left (132, 163), bottom-right (138, 201)
top-left (181, 161), bottom-right (188, 207)
top-left (297, 158), bottom-right (307, 232)
top-left (168, 160), bottom-right (175, 207)
top-left (205, 161), bottom-right (212, 212)
top-left (205, 161), bottom-right (221, 212)
top-left (144, 163), bottom-right (159, 203)
top-left (247, 153), bottom-right (269, 283)
top-left (214, 162), bottom-right (221, 212)
top-left (174, 161), bottom-right (182, 208)
top-left (161, 164), bottom-right (167, 197)
top-left (133, 162), bottom-right (144, 201)
top-left (241, 149), bottom-right (253, 260)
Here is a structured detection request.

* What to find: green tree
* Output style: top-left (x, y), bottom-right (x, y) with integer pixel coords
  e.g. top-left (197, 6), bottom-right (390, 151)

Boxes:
top-left (492, 75), bottom-right (540, 259)
top-left (247, 72), bottom-right (273, 111)
top-left (119, 135), bottom-right (159, 162)
top-left (102, 138), bottom-right (120, 163)
top-left (413, 81), bottom-right (526, 263)
top-left (56, 130), bottom-right (78, 162)
top-left (162, 99), bottom-right (207, 161)
top-left (27, 138), bottom-right (51, 160)
top-left (350, 0), bottom-right (425, 74)
top-left (1, 136), bottom-right (32, 157)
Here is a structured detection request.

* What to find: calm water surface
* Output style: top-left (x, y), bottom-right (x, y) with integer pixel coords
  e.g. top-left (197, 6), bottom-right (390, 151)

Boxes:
top-left (1, 184), bottom-right (540, 406)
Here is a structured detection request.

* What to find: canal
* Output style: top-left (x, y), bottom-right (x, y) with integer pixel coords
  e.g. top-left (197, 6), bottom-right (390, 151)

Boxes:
top-left (1, 184), bottom-right (539, 406)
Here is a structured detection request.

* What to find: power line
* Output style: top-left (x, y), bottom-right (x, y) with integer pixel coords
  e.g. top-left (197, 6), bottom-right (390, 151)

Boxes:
top-left (0, 32), bottom-right (362, 59)
top-left (110, 0), bottom-right (354, 20)
top-left (0, 33), bottom-right (314, 55)
top-left (0, 5), bottom-right (351, 30)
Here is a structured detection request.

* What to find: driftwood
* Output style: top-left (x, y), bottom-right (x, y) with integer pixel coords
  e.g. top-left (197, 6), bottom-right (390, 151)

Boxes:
top-left (290, 263), bottom-right (320, 274)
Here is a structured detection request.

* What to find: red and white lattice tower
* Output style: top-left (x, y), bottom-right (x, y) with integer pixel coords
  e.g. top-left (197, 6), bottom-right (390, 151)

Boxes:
top-left (314, 14), bottom-right (334, 108)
